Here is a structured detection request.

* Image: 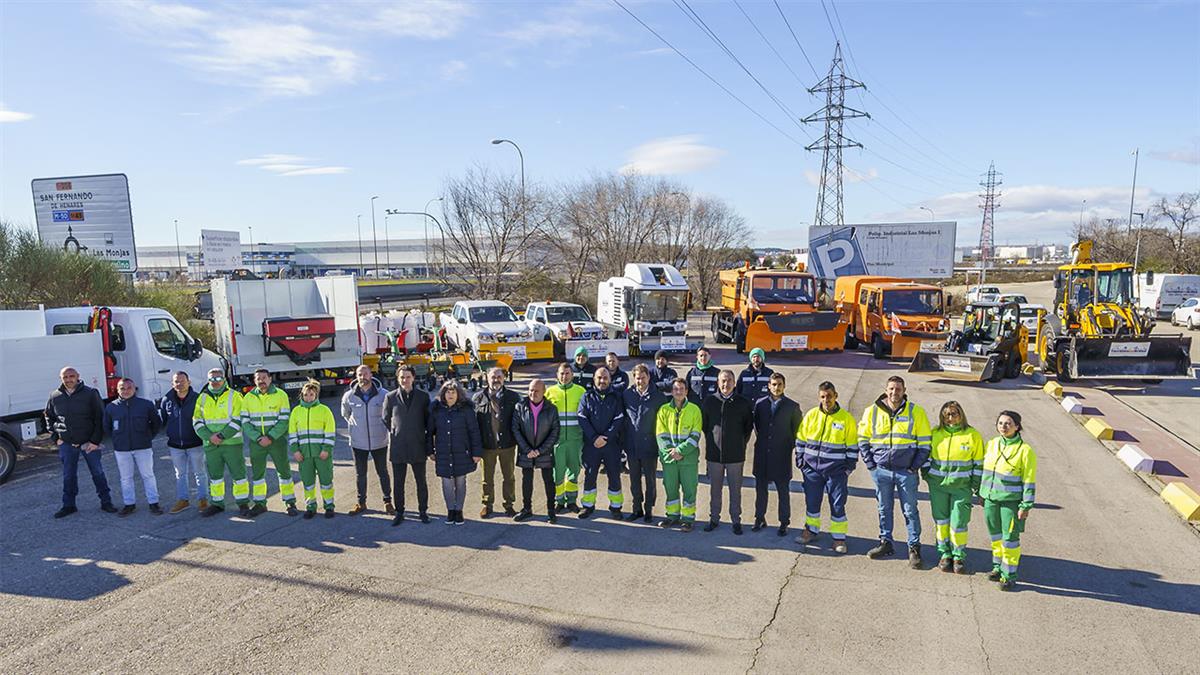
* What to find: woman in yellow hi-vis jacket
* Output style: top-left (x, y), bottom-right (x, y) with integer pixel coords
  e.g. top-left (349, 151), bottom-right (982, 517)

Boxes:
top-left (924, 401), bottom-right (984, 573)
top-left (289, 381), bottom-right (337, 519)
top-left (980, 410), bottom-right (1037, 591)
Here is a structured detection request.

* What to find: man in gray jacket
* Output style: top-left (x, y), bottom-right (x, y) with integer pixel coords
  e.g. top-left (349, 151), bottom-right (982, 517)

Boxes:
top-left (342, 364), bottom-right (392, 515)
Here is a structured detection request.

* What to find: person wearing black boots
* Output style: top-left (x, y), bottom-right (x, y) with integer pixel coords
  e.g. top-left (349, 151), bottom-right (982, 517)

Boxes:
top-left (511, 378), bottom-right (560, 523)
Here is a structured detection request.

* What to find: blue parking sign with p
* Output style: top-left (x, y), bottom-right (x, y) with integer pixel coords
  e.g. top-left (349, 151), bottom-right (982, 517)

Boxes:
top-left (809, 227), bottom-right (867, 278)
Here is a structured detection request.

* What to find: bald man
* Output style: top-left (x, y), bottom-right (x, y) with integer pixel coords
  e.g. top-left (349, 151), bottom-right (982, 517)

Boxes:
top-left (46, 367), bottom-right (116, 518)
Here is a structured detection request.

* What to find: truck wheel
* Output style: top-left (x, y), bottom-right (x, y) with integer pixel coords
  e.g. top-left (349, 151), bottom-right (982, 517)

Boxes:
top-left (872, 334), bottom-right (886, 360)
top-left (734, 323), bottom-right (747, 354)
top-left (0, 435), bottom-right (16, 485)
top-left (845, 327), bottom-right (859, 349)
top-left (710, 315), bottom-right (725, 343)
top-left (1189, 317), bottom-right (1196, 331)
top-left (1005, 349), bottom-right (1022, 378)
top-left (988, 354), bottom-right (1006, 383)
top-left (1056, 349), bottom-right (1075, 383)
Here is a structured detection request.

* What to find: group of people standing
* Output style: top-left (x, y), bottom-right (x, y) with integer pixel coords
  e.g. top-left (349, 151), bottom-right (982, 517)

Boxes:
top-left (44, 345), bottom-right (1037, 590)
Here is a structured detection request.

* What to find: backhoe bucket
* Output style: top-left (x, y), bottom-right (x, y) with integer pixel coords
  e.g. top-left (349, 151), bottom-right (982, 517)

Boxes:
top-left (1065, 334), bottom-right (1195, 380)
top-left (908, 349), bottom-right (1000, 382)
top-left (745, 312), bottom-right (845, 353)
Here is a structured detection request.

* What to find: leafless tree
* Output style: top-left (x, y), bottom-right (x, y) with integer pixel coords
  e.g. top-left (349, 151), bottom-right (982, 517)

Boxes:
top-left (685, 196), bottom-right (753, 308)
top-left (1152, 191), bottom-right (1199, 273)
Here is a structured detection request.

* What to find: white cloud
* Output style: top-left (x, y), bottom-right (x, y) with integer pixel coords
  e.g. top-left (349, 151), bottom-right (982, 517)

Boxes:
top-left (0, 103), bottom-right (34, 123)
top-left (353, 1), bottom-right (473, 39)
top-left (634, 47), bottom-right (673, 57)
top-left (237, 153), bottom-right (347, 176)
top-left (620, 135), bottom-right (724, 175)
top-left (1150, 140), bottom-right (1200, 165)
top-left (804, 166), bottom-right (879, 186)
top-left (440, 59), bottom-right (468, 81)
top-left (497, 0), bottom-right (611, 45)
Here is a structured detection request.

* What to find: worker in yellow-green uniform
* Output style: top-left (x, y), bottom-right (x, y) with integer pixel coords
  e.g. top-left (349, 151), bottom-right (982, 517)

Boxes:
top-left (194, 368), bottom-right (249, 518)
top-left (656, 377), bottom-right (702, 532)
top-left (924, 401), bottom-right (984, 573)
top-left (546, 362), bottom-right (586, 513)
top-left (242, 369), bottom-right (298, 518)
top-left (290, 380), bottom-right (338, 519)
top-left (980, 410), bottom-right (1037, 591)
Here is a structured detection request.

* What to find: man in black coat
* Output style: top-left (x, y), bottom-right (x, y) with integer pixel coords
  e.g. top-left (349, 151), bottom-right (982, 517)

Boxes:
top-left (382, 366), bottom-right (433, 525)
top-left (700, 370), bottom-right (754, 534)
top-left (45, 366), bottom-right (116, 518)
top-left (570, 346), bottom-right (596, 390)
top-left (686, 347), bottom-right (720, 405)
top-left (648, 350), bottom-right (678, 394)
top-left (622, 363), bottom-right (668, 522)
top-left (511, 378), bottom-right (560, 522)
top-left (751, 372), bottom-right (803, 536)
top-left (473, 367), bottom-right (520, 518)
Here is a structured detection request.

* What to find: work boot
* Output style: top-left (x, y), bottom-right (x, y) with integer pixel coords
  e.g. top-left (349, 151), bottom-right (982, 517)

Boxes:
top-left (567, 503), bottom-right (580, 514)
top-left (751, 519), bottom-right (767, 532)
top-left (286, 503), bottom-right (299, 517)
top-left (643, 512), bottom-right (653, 523)
top-left (867, 539), bottom-right (894, 559)
top-left (609, 508), bottom-right (623, 520)
top-left (304, 509), bottom-right (316, 520)
top-left (419, 512), bottom-right (430, 524)
top-left (247, 503), bottom-right (268, 518)
top-left (548, 512), bottom-right (558, 524)
top-left (100, 503), bottom-right (118, 514)
top-left (169, 500), bottom-right (190, 514)
top-left (504, 506), bottom-right (517, 517)
top-left (798, 529), bottom-right (815, 545)
top-left (148, 503), bottom-right (163, 515)
top-left (237, 504), bottom-right (251, 517)
top-left (703, 520), bottom-right (719, 532)
top-left (987, 566), bottom-right (1003, 582)
top-left (953, 559), bottom-right (967, 575)
top-left (348, 503), bottom-right (367, 516)
top-left (909, 544), bottom-right (924, 570)
top-left (578, 506), bottom-right (595, 519)
top-left (391, 513), bottom-right (404, 527)
top-left (625, 509), bottom-right (644, 522)
top-left (198, 499), bottom-right (209, 512)
top-left (732, 522), bottom-right (743, 535)
top-left (777, 524), bottom-right (788, 537)
top-left (119, 505), bottom-right (136, 517)
top-left (680, 521), bottom-right (694, 532)
top-left (658, 518), bottom-right (679, 529)
top-left (554, 503), bottom-right (565, 514)
top-left (480, 505), bottom-right (493, 519)
top-left (385, 501), bottom-right (396, 516)
top-left (833, 541), bottom-right (848, 555)
top-left (201, 504), bottom-right (224, 518)
top-left (53, 506), bottom-right (78, 519)
top-left (513, 509), bottom-right (533, 522)
top-left (938, 556), bottom-right (954, 573)
top-left (324, 508), bottom-right (335, 519)
top-left (998, 578), bottom-right (1015, 592)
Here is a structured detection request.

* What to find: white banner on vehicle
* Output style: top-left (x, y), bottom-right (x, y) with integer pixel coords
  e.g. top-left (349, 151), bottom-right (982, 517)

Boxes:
top-left (781, 335), bottom-right (809, 349)
top-left (1108, 342), bottom-right (1150, 358)
top-left (498, 345), bottom-right (527, 360)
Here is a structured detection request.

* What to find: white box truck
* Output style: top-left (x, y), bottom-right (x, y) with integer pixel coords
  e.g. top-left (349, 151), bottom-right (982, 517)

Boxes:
top-left (596, 263), bottom-right (704, 356)
top-left (1139, 272), bottom-right (1200, 319)
top-left (211, 277), bottom-right (364, 392)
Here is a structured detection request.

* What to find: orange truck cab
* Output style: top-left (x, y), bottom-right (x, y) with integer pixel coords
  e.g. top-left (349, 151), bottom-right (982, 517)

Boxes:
top-left (833, 275), bottom-right (948, 359)
top-left (708, 264), bottom-right (845, 353)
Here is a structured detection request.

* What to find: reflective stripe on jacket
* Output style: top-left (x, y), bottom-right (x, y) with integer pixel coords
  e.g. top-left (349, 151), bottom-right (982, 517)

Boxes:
top-left (243, 386), bottom-right (291, 443)
top-left (926, 425), bottom-right (985, 491)
top-left (980, 435), bottom-right (1037, 509)
top-left (656, 402), bottom-right (702, 466)
top-left (857, 396), bottom-right (932, 472)
top-left (798, 405), bottom-right (858, 474)
top-left (194, 387), bottom-right (245, 445)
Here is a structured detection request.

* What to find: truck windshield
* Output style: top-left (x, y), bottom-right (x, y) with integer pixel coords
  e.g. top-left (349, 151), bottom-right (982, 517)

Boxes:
top-left (751, 276), bottom-right (814, 304)
top-left (469, 306), bottom-right (518, 323)
top-left (1096, 269), bottom-right (1133, 305)
top-left (635, 290), bottom-right (686, 321)
top-left (545, 306), bottom-right (592, 323)
top-left (882, 290), bottom-right (942, 315)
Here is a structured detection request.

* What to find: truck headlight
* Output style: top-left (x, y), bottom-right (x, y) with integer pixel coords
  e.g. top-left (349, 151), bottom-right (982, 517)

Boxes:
top-left (518, 329), bottom-right (532, 340)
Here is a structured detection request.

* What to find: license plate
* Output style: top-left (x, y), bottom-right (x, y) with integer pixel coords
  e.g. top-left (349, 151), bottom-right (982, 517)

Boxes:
top-left (781, 335), bottom-right (808, 349)
top-left (1108, 342), bottom-right (1150, 358)
top-left (498, 345), bottom-right (527, 360)
top-left (282, 381), bottom-right (304, 390)
top-left (660, 335), bottom-right (686, 350)
top-left (920, 340), bottom-right (943, 351)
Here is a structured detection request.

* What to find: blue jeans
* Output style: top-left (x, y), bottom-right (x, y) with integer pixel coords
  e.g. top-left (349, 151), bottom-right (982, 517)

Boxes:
top-left (170, 445), bottom-right (208, 501)
top-left (59, 442), bottom-right (112, 509)
top-left (870, 467), bottom-right (921, 546)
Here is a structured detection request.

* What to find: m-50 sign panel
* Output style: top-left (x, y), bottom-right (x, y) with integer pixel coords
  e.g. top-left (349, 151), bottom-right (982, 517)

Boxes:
top-left (31, 173), bottom-right (138, 272)
top-left (808, 222), bottom-right (956, 279)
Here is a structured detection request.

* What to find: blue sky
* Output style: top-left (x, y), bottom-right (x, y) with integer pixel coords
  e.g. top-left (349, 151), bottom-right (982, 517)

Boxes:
top-left (2, 0), bottom-right (1197, 250)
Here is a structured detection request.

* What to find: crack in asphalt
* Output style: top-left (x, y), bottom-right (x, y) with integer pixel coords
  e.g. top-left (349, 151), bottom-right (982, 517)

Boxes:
top-left (746, 550), bottom-right (803, 674)
top-left (967, 579), bottom-right (993, 674)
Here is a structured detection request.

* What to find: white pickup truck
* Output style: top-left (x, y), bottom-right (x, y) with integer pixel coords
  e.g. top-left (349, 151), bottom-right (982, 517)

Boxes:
top-left (523, 301), bottom-right (628, 358)
top-left (439, 300), bottom-right (553, 361)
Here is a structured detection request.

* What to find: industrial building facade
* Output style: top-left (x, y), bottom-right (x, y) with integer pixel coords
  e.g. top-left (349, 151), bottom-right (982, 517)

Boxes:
top-left (136, 238), bottom-right (440, 279)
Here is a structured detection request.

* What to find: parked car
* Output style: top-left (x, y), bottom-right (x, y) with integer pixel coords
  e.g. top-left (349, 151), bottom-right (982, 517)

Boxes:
top-left (966, 285), bottom-right (1001, 304)
top-left (998, 293), bottom-right (1028, 305)
top-left (1017, 303), bottom-right (1046, 339)
top-left (1170, 297), bottom-right (1200, 330)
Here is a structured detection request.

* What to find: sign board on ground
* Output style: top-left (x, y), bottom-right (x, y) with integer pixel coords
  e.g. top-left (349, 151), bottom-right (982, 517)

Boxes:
top-left (201, 229), bottom-right (242, 273)
top-left (781, 335), bottom-right (808, 350)
top-left (31, 173), bottom-right (138, 272)
top-left (807, 221), bottom-right (956, 279)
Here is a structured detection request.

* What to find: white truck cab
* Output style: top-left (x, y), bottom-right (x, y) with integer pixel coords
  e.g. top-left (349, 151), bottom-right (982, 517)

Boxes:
top-left (524, 301), bottom-right (628, 358)
top-left (439, 300), bottom-right (553, 361)
top-left (596, 263), bottom-right (703, 355)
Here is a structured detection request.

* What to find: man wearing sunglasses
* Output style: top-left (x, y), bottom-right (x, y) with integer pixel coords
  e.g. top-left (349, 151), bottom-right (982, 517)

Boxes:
top-left (193, 368), bottom-right (249, 517)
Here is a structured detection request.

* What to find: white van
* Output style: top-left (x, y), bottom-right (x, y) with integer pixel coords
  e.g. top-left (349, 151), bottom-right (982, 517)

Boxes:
top-left (1139, 273), bottom-right (1200, 319)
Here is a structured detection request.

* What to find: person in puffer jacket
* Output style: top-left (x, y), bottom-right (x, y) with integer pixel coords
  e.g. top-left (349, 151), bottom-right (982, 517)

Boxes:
top-left (341, 365), bottom-right (392, 516)
top-left (431, 381), bottom-right (482, 525)
top-left (104, 378), bottom-right (163, 516)
top-left (511, 378), bottom-right (560, 522)
top-left (858, 375), bottom-right (932, 569)
top-left (924, 401), bottom-right (984, 574)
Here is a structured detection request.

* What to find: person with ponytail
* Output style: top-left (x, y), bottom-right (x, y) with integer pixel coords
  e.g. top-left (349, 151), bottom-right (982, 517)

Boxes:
top-left (980, 410), bottom-right (1037, 590)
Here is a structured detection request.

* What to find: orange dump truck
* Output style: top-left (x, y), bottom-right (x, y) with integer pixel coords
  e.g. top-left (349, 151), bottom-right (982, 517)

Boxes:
top-left (834, 275), bottom-right (948, 359)
top-left (708, 264), bottom-right (845, 353)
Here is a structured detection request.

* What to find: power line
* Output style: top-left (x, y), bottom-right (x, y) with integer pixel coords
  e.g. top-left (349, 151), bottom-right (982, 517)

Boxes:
top-left (610, 0), bottom-right (805, 146)
top-left (732, 0), bottom-right (810, 90)
top-left (772, 0), bottom-right (821, 79)
top-left (673, 0), bottom-right (813, 140)
top-left (805, 43), bottom-right (869, 229)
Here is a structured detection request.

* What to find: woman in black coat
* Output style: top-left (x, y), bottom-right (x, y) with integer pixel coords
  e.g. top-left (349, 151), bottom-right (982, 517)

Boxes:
top-left (430, 381), bottom-right (482, 525)
top-left (511, 378), bottom-right (561, 522)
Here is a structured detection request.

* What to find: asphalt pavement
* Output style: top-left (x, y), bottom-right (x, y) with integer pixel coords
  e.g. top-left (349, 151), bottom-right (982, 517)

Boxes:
top-left (2, 324), bottom-right (1199, 673)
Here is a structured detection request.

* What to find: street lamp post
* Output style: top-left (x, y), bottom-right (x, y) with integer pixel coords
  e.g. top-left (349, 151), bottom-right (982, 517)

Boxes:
top-left (491, 139), bottom-right (526, 231)
top-left (1078, 199), bottom-right (1087, 228)
top-left (383, 212), bottom-right (392, 274)
top-left (1127, 148), bottom-right (1139, 234)
top-left (174, 219), bottom-right (183, 278)
top-left (370, 195), bottom-right (380, 277)
top-left (389, 210), bottom-right (444, 279)
top-left (356, 214), bottom-right (364, 277)
top-left (247, 226), bottom-right (254, 275)
top-left (919, 206), bottom-right (935, 222)
top-left (1132, 211), bottom-right (1146, 273)
top-left (424, 197), bottom-right (443, 278)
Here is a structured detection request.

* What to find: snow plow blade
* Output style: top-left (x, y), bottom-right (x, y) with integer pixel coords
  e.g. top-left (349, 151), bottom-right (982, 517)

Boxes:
top-left (908, 349), bottom-right (1000, 382)
top-left (1063, 335), bottom-right (1195, 380)
top-left (745, 312), bottom-right (845, 353)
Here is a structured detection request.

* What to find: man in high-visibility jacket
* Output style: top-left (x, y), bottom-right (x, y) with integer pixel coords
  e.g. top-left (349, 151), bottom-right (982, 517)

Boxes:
top-left (194, 369), bottom-right (248, 517)
top-left (796, 380), bottom-right (857, 554)
top-left (290, 380), bottom-right (337, 518)
top-left (545, 362), bottom-right (586, 513)
top-left (858, 375), bottom-right (932, 568)
top-left (242, 369), bottom-right (297, 517)
top-left (656, 377), bottom-right (702, 532)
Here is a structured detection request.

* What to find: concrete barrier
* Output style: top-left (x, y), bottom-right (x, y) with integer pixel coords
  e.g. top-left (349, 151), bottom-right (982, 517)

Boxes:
top-left (1084, 417), bottom-right (1114, 440)
top-left (1161, 482), bottom-right (1200, 521)
top-left (1117, 444), bottom-right (1155, 473)
top-left (1042, 381), bottom-right (1063, 398)
top-left (1060, 396), bottom-right (1083, 414)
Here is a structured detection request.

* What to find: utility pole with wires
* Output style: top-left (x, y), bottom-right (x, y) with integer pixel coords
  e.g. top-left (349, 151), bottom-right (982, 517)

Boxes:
top-left (803, 43), bottom-right (869, 230)
top-left (978, 161), bottom-right (1002, 284)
